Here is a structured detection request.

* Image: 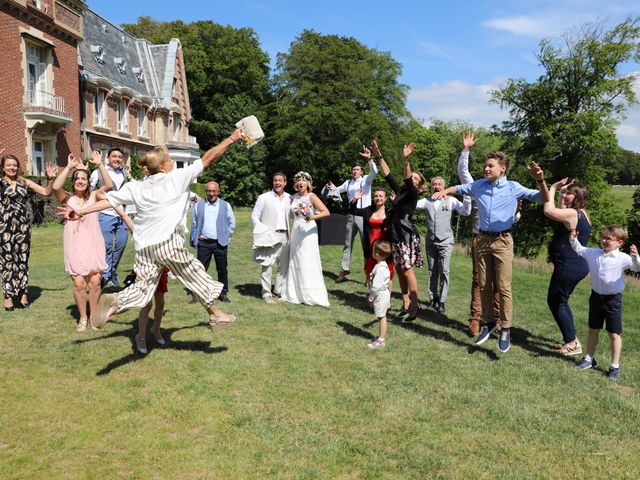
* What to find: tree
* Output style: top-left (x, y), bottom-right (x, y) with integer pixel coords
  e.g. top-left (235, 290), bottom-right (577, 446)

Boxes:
top-left (268, 30), bottom-right (411, 187)
top-left (492, 18), bottom-right (640, 256)
top-left (122, 18), bottom-right (272, 206)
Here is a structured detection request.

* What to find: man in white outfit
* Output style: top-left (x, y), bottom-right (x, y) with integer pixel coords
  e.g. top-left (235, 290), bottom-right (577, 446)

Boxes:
top-left (251, 173), bottom-right (292, 303)
top-left (325, 158), bottom-right (378, 283)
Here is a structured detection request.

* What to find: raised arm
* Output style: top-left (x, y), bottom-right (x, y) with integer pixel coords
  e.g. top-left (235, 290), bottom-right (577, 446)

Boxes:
top-left (544, 178), bottom-right (578, 227)
top-left (88, 150), bottom-right (113, 192)
top-left (52, 154), bottom-right (79, 203)
top-left (201, 128), bottom-right (244, 169)
top-left (432, 185), bottom-right (457, 200)
top-left (527, 161), bottom-right (550, 203)
top-left (25, 162), bottom-right (57, 197)
top-left (402, 143), bottom-right (416, 179)
top-left (370, 140), bottom-right (390, 177)
top-left (458, 132), bottom-right (475, 184)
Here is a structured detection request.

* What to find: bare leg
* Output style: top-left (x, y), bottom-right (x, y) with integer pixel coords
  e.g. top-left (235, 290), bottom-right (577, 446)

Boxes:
top-left (585, 328), bottom-right (599, 357)
top-left (609, 332), bottom-right (621, 365)
top-left (396, 269), bottom-right (409, 310)
top-left (403, 267), bottom-right (419, 311)
top-left (151, 290), bottom-right (165, 343)
top-left (379, 316), bottom-right (387, 339)
top-left (71, 275), bottom-right (88, 323)
top-left (87, 272), bottom-right (102, 319)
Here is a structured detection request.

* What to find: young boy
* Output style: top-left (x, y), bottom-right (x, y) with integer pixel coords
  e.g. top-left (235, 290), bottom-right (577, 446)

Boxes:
top-left (570, 226), bottom-right (640, 381)
top-left (367, 241), bottom-right (392, 349)
top-left (432, 152), bottom-right (549, 352)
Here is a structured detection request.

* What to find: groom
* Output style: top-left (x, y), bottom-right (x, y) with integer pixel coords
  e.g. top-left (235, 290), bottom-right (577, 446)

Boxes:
top-left (251, 172), bottom-right (292, 303)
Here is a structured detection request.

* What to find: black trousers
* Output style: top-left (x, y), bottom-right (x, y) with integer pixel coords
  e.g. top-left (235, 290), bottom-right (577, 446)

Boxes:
top-left (196, 239), bottom-right (229, 295)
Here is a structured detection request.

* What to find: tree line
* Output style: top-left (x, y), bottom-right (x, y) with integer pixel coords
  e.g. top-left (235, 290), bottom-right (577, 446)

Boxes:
top-left (121, 17), bottom-right (640, 257)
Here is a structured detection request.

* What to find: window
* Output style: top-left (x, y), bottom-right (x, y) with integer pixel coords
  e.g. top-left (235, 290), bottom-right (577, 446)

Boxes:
top-left (25, 42), bottom-right (49, 106)
top-left (118, 99), bottom-right (128, 132)
top-left (93, 91), bottom-right (106, 126)
top-left (31, 140), bottom-right (45, 176)
top-left (172, 114), bottom-right (181, 141)
top-left (137, 107), bottom-right (147, 137)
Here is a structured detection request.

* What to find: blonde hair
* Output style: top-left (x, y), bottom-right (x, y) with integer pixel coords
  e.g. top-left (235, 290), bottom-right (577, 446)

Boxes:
top-left (139, 146), bottom-right (171, 174)
top-left (293, 171), bottom-right (313, 193)
top-left (602, 225), bottom-right (628, 243)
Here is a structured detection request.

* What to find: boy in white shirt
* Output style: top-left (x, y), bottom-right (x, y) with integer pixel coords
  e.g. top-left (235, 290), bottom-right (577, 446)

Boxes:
top-left (570, 225), bottom-right (640, 381)
top-left (367, 241), bottom-right (392, 349)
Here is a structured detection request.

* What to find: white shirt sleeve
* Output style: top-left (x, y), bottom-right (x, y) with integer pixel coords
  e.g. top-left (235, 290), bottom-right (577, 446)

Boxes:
top-left (335, 180), bottom-right (349, 195)
top-left (450, 197), bottom-right (471, 216)
top-left (457, 150), bottom-right (474, 184)
top-left (228, 204), bottom-right (236, 237)
top-left (106, 182), bottom-right (135, 209)
top-left (89, 169), bottom-right (100, 189)
top-left (251, 193), bottom-right (265, 228)
top-left (364, 160), bottom-right (378, 185)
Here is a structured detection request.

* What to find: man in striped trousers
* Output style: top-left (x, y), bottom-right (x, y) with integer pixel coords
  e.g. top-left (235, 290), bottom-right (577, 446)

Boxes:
top-left (62, 129), bottom-right (244, 329)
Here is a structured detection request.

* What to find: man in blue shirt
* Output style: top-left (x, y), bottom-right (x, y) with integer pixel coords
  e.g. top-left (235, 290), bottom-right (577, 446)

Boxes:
top-left (190, 181), bottom-right (236, 302)
top-left (433, 152), bottom-right (548, 352)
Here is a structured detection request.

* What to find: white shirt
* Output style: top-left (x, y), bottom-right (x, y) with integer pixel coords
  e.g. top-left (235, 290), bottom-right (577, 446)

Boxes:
top-left (90, 165), bottom-right (128, 217)
top-left (368, 261), bottom-right (391, 300)
top-left (570, 238), bottom-right (640, 295)
top-left (107, 160), bottom-right (203, 250)
top-left (415, 195), bottom-right (472, 216)
top-left (333, 160), bottom-right (378, 209)
top-left (251, 190), bottom-right (291, 231)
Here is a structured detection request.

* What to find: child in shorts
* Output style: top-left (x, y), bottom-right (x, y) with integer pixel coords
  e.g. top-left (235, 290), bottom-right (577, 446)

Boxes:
top-left (570, 225), bottom-right (640, 381)
top-left (367, 241), bottom-right (392, 349)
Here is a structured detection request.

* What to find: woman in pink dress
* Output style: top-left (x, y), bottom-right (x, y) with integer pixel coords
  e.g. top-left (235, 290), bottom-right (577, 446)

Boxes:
top-left (53, 153), bottom-right (113, 331)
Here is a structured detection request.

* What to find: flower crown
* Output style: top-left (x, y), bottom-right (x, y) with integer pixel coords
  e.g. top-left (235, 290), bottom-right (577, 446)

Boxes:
top-left (293, 171), bottom-right (312, 183)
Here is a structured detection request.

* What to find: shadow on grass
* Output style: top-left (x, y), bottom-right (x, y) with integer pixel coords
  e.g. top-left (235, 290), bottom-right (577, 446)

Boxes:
top-left (235, 283), bottom-right (263, 299)
top-left (510, 326), bottom-right (576, 363)
top-left (65, 304), bottom-right (80, 321)
top-left (336, 320), bottom-right (373, 340)
top-left (323, 270), bottom-right (365, 286)
top-left (24, 285), bottom-right (56, 306)
top-left (71, 320), bottom-right (229, 375)
top-left (328, 289), bottom-right (371, 313)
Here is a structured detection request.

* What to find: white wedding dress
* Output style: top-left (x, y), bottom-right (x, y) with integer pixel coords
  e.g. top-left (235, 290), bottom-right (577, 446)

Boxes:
top-left (280, 194), bottom-right (330, 307)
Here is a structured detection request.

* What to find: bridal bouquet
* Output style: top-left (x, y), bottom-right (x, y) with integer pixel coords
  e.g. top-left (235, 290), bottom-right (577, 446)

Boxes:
top-left (294, 202), bottom-right (313, 222)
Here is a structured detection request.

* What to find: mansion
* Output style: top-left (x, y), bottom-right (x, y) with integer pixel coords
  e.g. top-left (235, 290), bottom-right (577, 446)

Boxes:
top-left (0, 0), bottom-right (199, 176)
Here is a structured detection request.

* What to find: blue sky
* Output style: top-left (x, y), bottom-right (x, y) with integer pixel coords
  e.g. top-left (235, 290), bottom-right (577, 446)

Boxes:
top-left (93, 0), bottom-right (640, 151)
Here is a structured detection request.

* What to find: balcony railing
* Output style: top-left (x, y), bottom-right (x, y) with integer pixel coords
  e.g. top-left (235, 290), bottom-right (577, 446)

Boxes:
top-left (27, 90), bottom-right (66, 112)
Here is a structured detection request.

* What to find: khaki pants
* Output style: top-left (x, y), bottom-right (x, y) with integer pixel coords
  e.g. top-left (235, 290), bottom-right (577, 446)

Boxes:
top-left (476, 233), bottom-right (514, 329)
top-left (470, 234), bottom-right (501, 324)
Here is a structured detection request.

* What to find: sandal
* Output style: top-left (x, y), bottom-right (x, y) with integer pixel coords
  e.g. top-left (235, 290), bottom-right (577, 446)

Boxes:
top-left (76, 318), bottom-right (88, 332)
top-left (209, 313), bottom-right (237, 328)
top-left (556, 339), bottom-right (582, 356)
top-left (397, 308), bottom-right (409, 321)
top-left (405, 307), bottom-right (422, 322)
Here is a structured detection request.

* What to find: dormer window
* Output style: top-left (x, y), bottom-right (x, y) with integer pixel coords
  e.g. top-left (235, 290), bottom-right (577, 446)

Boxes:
top-left (132, 67), bottom-right (144, 83)
top-left (90, 45), bottom-right (105, 64)
top-left (114, 57), bottom-right (126, 74)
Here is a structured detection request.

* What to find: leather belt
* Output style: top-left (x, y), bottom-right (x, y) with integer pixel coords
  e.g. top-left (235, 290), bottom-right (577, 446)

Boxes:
top-left (480, 229), bottom-right (512, 236)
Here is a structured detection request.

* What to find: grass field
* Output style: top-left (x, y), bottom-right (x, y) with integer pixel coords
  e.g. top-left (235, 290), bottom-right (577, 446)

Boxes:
top-left (1, 209), bottom-right (640, 479)
top-left (611, 185), bottom-right (637, 214)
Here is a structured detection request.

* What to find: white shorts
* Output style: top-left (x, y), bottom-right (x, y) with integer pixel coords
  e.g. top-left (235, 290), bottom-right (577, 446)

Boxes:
top-left (372, 289), bottom-right (391, 318)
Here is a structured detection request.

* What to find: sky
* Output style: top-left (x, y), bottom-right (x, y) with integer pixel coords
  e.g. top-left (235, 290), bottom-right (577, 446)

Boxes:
top-left (92, 0), bottom-right (640, 151)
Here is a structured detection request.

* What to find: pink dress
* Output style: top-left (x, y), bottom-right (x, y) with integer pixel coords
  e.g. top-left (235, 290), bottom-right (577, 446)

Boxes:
top-left (63, 195), bottom-right (108, 276)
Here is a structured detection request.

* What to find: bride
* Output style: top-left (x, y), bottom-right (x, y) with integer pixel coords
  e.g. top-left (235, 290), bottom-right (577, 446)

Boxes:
top-left (280, 171), bottom-right (331, 307)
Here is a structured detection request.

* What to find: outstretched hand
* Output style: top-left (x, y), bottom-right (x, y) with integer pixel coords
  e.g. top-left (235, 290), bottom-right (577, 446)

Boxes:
top-left (231, 127), bottom-right (244, 143)
top-left (462, 132), bottom-right (475, 150)
top-left (88, 150), bottom-right (103, 167)
top-left (570, 229), bottom-right (578, 239)
top-left (527, 161), bottom-right (544, 181)
top-left (403, 143), bottom-right (416, 159)
top-left (631, 244), bottom-right (638, 257)
top-left (57, 204), bottom-right (80, 221)
top-left (354, 188), bottom-right (364, 201)
top-left (359, 145), bottom-right (371, 160)
top-left (45, 162), bottom-right (58, 179)
top-left (432, 190), bottom-right (447, 200)
top-left (551, 177), bottom-right (569, 191)
top-left (370, 139), bottom-right (382, 158)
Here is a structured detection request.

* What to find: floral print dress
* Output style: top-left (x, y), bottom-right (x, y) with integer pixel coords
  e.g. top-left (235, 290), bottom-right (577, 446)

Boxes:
top-left (0, 179), bottom-right (32, 299)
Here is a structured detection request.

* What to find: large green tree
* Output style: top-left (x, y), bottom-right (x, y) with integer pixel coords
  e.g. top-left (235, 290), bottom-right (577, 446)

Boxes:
top-left (267, 30), bottom-right (411, 186)
top-left (122, 17), bottom-right (272, 206)
top-left (492, 18), bottom-right (640, 256)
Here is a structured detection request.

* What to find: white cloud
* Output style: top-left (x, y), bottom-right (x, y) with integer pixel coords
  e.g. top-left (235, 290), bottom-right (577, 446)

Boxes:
top-left (482, 15), bottom-right (557, 38)
top-left (407, 79), bottom-right (508, 127)
top-left (408, 78), bottom-right (640, 153)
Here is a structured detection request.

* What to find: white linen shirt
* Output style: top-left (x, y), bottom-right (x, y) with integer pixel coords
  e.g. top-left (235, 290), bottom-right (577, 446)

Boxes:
top-left (334, 160), bottom-right (378, 209)
top-left (107, 160), bottom-right (203, 250)
top-left (368, 261), bottom-right (391, 301)
top-left (90, 165), bottom-right (128, 217)
top-left (251, 190), bottom-right (291, 231)
top-left (570, 237), bottom-right (640, 295)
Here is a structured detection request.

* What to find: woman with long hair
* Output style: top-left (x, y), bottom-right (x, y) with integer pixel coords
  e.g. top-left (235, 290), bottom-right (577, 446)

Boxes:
top-left (370, 140), bottom-right (425, 321)
top-left (280, 171), bottom-right (331, 307)
top-left (544, 178), bottom-right (591, 355)
top-left (53, 152), bottom-right (113, 331)
top-left (0, 154), bottom-right (56, 311)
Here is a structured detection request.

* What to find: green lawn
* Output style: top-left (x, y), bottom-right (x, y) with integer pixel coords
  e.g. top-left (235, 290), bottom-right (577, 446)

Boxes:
top-left (1, 209), bottom-right (639, 479)
top-left (611, 185), bottom-right (636, 214)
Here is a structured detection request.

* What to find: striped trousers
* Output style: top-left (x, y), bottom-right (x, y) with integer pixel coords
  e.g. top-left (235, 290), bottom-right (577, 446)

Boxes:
top-left (115, 227), bottom-right (223, 313)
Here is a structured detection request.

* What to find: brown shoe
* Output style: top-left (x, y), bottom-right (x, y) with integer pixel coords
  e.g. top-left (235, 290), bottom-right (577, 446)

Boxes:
top-left (469, 318), bottom-right (480, 335)
top-left (335, 270), bottom-right (350, 283)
